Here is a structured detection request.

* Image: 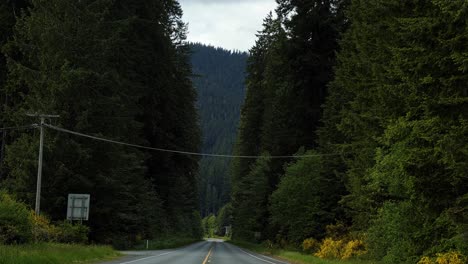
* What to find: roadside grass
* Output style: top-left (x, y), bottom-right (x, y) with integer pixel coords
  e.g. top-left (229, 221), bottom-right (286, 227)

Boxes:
top-left (229, 240), bottom-right (380, 264)
top-left (133, 236), bottom-right (200, 250)
top-left (0, 243), bottom-right (120, 264)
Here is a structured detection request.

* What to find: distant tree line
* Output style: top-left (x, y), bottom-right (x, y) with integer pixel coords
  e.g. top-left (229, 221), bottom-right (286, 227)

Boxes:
top-left (190, 43), bottom-right (248, 217)
top-left (231, 0), bottom-right (467, 263)
top-left (0, 0), bottom-right (202, 248)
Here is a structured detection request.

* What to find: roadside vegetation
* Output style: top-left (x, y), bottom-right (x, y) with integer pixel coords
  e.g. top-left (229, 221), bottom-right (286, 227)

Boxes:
top-left (0, 192), bottom-right (118, 264)
top-left (201, 203), bottom-right (232, 238)
top-left (229, 1), bottom-right (467, 264)
top-left (0, 243), bottom-right (118, 264)
top-left (229, 240), bottom-right (378, 264)
top-left (0, 0), bottom-right (202, 250)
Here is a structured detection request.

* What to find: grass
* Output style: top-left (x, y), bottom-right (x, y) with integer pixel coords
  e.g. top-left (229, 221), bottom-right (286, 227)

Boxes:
top-left (133, 236), bottom-right (201, 250)
top-left (0, 243), bottom-right (120, 264)
top-left (229, 240), bottom-right (380, 264)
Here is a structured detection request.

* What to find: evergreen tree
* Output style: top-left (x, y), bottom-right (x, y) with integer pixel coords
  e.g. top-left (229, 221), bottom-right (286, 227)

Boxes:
top-left (270, 150), bottom-right (331, 244)
top-left (2, 0), bottom-right (202, 246)
top-left (0, 0), bottom-right (29, 181)
top-left (231, 0), bottom-right (345, 241)
top-left (231, 14), bottom-right (278, 241)
top-left (190, 43), bottom-right (248, 216)
top-left (322, 0), bottom-right (468, 261)
top-left (232, 155), bottom-right (271, 241)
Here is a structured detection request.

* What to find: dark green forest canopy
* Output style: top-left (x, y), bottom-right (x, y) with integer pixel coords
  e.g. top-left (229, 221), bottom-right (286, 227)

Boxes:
top-left (0, 0), bottom-right (202, 248)
top-left (231, 0), bottom-right (345, 242)
top-left (230, 0), bottom-right (467, 263)
top-left (190, 43), bottom-right (248, 217)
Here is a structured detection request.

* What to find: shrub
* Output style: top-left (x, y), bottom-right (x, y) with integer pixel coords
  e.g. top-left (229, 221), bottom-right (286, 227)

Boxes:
top-left (314, 238), bottom-right (344, 259)
top-left (314, 237), bottom-right (367, 260)
top-left (342, 239), bottom-right (367, 260)
top-left (55, 221), bottom-right (89, 244)
top-left (30, 211), bottom-right (60, 242)
top-left (0, 192), bottom-right (32, 244)
top-left (302, 238), bottom-right (319, 253)
top-left (418, 256), bottom-right (434, 264)
top-left (435, 252), bottom-right (467, 264)
top-left (418, 252), bottom-right (467, 264)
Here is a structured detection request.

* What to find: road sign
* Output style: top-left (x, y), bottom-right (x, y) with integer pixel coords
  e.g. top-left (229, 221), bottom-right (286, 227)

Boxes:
top-left (67, 194), bottom-right (90, 221)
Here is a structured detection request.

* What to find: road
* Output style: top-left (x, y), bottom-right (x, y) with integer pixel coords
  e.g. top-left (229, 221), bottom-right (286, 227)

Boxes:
top-left (101, 239), bottom-right (289, 264)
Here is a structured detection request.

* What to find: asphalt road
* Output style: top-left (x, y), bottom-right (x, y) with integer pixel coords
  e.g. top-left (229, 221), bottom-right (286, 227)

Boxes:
top-left (101, 239), bottom-right (289, 264)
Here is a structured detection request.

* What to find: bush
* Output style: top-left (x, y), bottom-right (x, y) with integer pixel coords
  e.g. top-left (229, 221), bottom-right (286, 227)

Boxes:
top-left (314, 238), bottom-right (344, 259)
top-left (342, 239), bottom-right (367, 260)
top-left (366, 201), bottom-right (421, 263)
top-left (0, 192), bottom-right (32, 244)
top-left (302, 238), bottom-right (319, 253)
top-left (314, 237), bottom-right (367, 260)
top-left (418, 252), bottom-right (467, 264)
top-left (55, 221), bottom-right (89, 244)
top-left (30, 212), bottom-right (60, 243)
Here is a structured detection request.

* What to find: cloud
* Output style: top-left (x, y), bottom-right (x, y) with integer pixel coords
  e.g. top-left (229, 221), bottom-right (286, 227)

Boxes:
top-left (180, 0), bottom-right (273, 4)
top-left (179, 0), bottom-right (277, 51)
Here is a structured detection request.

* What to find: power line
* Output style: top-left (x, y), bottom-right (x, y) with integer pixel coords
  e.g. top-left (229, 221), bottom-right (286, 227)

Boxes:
top-left (0, 124), bottom-right (37, 132)
top-left (43, 123), bottom-right (343, 159)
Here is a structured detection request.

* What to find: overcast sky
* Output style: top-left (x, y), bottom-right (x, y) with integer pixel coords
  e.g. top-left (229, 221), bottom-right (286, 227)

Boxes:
top-left (179, 0), bottom-right (278, 52)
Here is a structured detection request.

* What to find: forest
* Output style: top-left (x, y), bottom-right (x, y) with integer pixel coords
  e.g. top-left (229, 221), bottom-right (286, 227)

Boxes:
top-left (0, 0), bottom-right (466, 263)
top-left (230, 0), bottom-right (467, 263)
top-left (190, 43), bottom-right (248, 217)
top-left (0, 0), bottom-right (202, 248)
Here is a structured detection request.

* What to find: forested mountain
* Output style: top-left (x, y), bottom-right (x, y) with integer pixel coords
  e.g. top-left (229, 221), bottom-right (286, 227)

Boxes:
top-left (231, 0), bottom-right (467, 263)
top-left (0, 0), bottom-right (201, 248)
top-left (190, 43), bottom-right (248, 216)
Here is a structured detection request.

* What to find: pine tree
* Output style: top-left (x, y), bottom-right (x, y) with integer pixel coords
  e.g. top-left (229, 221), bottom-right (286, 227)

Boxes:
top-left (2, 0), bottom-right (202, 246)
top-left (322, 0), bottom-right (468, 261)
top-left (231, 0), bottom-right (345, 241)
top-left (0, 0), bottom-right (29, 181)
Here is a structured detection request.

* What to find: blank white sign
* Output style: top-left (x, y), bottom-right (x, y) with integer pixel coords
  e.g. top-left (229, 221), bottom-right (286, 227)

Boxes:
top-left (66, 194), bottom-right (90, 221)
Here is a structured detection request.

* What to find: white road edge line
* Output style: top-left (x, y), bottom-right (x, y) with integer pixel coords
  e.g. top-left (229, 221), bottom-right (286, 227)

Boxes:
top-left (255, 253), bottom-right (289, 264)
top-left (118, 251), bottom-right (174, 264)
top-left (237, 247), bottom-right (289, 264)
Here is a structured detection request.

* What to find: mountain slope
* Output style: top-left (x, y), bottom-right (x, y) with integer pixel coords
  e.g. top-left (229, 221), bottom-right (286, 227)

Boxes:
top-left (190, 43), bottom-right (248, 216)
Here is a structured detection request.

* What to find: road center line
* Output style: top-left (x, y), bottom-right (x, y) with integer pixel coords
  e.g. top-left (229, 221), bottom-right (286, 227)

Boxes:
top-left (118, 251), bottom-right (174, 264)
top-left (202, 244), bottom-right (214, 264)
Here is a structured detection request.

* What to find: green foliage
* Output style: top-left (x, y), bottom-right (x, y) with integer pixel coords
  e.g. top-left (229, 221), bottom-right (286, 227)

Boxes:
top-left (231, 0), bottom-right (467, 263)
top-left (270, 151), bottom-right (330, 244)
top-left (54, 221), bottom-right (89, 244)
top-left (320, 0), bottom-right (468, 262)
top-left (29, 212), bottom-right (60, 243)
top-left (0, 0), bottom-right (201, 248)
top-left (0, 191), bottom-right (32, 244)
top-left (191, 211), bottom-right (204, 239)
top-left (190, 43), bottom-right (248, 217)
top-left (215, 203), bottom-right (233, 236)
top-left (0, 243), bottom-right (119, 264)
top-left (366, 202), bottom-right (421, 264)
top-left (231, 0), bottom-right (346, 242)
top-left (232, 155), bottom-right (271, 241)
top-left (202, 214), bottom-right (217, 237)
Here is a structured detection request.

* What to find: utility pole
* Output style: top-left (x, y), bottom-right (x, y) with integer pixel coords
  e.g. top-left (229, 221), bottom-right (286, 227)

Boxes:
top-left (27, 113), bottom-right (59, 215)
